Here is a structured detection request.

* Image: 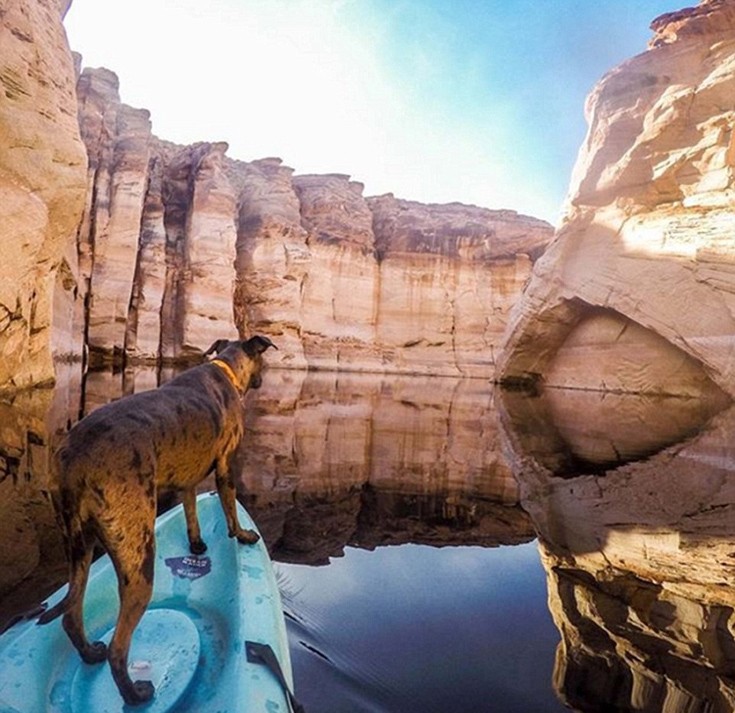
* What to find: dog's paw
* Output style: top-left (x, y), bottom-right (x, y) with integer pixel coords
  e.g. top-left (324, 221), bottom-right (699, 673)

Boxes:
top-left (234, 529), bottom-right (260, 545)
top-left (189, 538), bottom-right (208, 555)
top-left (123, 680), bottom-right (155, 706)
top-left (81, 640), bottom-right (107, 664)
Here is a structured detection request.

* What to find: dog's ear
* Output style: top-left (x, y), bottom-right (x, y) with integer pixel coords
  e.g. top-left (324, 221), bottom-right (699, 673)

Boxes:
top-left (203, 339), bottom-right (231, 357)
top-left (242, 335), bottom-right (278, 356)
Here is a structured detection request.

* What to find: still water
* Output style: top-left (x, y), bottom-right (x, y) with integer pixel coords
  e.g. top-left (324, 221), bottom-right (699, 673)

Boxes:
top-left (280, 542), bottom-right (563, 712)
top-left (0, 364), bottom-right (732, 712)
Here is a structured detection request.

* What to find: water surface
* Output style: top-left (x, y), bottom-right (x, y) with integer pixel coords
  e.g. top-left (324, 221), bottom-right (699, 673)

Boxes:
top-left (279, 542), bottom-right (564, 712)
top-left (0, 365), bottom-right (732, 712)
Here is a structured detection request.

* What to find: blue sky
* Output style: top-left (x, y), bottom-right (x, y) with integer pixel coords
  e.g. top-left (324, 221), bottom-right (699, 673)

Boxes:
top-left (64, 0), bottom-right (678, 225)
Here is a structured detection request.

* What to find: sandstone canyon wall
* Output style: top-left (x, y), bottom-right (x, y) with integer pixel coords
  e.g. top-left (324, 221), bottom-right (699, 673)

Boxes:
top-left (75, 68), bottom-right (240, 366)
top-left (69, 66), bottom-right (553, 376)
top-left (0, 1), bottom-right (553, 386)
top-left (499, 0), bottom-right (735, 398)
top-left (0, 0), bottom-right (86, 391)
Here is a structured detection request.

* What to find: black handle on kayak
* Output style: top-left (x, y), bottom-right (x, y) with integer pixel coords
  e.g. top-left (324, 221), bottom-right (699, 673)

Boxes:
top-left (246, 640), bottom-right (306, 713)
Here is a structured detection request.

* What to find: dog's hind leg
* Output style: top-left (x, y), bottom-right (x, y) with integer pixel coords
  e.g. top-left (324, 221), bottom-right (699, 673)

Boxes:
top-left (182, 487), bottom-right (207, 554)
top-left (214, 456), bottom-right (259, 545)
top-left (60, 521), bottom-right (107, 664)
top-left (104, 506), bottom-right (156, 706)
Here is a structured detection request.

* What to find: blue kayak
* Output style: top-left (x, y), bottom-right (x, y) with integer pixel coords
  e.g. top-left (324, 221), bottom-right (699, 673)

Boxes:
top-left (0, 492), bottom-right (297, 713)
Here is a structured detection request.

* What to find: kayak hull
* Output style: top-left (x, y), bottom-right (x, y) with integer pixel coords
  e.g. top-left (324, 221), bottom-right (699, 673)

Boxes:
top-left (0, 492), bottom-right (293, 713)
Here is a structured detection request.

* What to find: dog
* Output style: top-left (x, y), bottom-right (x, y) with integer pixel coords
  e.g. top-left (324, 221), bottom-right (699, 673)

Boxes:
top-left (39, 335), bottom-right (277, 706)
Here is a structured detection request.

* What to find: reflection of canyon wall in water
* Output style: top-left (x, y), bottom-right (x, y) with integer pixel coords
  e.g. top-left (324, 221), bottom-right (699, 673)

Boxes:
top-left (0, 364), bottom-right (82, 627)
top-left (500, 380), bottom-right (729, 476)
top-left (0, 368), bottom-right (532, 628)
top-left (500, 375), bottom-right (735, 711)
top-left (236, 369), bottom-right (533, 563)
top-left (499, 2), bottom-right (735, 398)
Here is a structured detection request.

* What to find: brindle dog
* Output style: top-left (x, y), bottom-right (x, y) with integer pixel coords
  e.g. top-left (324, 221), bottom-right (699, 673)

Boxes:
top-left (39, 335), bottom-right (277, 706)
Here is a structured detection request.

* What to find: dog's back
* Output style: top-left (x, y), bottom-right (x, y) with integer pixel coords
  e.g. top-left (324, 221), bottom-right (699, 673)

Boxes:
top-left (56, 362), bottom-right (244, 495)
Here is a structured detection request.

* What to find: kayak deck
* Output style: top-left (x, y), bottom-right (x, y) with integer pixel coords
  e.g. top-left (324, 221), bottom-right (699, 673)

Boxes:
top-left (0, 492), bottom-right (293, 713)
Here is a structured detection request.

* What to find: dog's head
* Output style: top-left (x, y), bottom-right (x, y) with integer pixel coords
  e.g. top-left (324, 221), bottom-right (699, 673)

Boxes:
top-left (204, 335), bottom-right (278, 391)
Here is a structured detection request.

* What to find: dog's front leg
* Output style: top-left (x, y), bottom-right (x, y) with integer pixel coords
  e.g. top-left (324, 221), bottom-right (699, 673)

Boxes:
top-left (182, 488), bottom-right (207, 554)
top-left (215, 457), bottom-right (259, 545)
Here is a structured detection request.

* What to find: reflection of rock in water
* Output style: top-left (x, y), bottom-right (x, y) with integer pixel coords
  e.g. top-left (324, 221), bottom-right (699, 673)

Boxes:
top-left (237, 370), bottom-right (533, 563)
top-left (246, 486), bottom-right (534, 566)
top-left (0, 365), bottom-right (533, 626)
top-left (354, 487), bottom-right (533, 550)
top-left (240, 370), bottom-right (518, 499)
top-left (507, 396), bottom-right (735, 712)
top-left (546, 553), bottom-right (735, 713)
top-left (0, 363), bottom-right (83, 630)
top-left (500, 305), bottom-right (731, 476)
top-left (500, 381), bottom-right (729, 475)
top-left (545, 388), bottom-right (730, 470)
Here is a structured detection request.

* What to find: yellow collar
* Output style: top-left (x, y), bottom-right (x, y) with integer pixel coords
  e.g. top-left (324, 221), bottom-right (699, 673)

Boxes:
top-left (211, 359), bottom-right (240, 388)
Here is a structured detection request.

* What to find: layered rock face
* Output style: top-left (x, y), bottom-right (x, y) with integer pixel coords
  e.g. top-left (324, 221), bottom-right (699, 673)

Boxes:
top-left (68, 65), bottom-right (553, 375)
top-left (236, 173), bottom-right (551, 376)
top-left (229, 157), bottom-right (310, 369)
top-left (75, 69), bottom-right (239, 365)
top-left (0, 0), bottom-right (87, 390)
top-left (291, 174), bottom-right (382, 371)
top-left (499, 0), bottom-right (735, 397)
top-left (370, 196), bottom-right (555, 376)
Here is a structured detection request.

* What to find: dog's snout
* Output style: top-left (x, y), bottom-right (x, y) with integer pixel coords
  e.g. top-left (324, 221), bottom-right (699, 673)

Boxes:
top-left (250, 373), bottom-right (263, 390)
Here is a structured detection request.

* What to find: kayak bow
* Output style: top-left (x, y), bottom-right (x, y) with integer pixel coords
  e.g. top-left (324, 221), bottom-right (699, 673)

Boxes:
top-left (0, 492), bottom-right (297, 713)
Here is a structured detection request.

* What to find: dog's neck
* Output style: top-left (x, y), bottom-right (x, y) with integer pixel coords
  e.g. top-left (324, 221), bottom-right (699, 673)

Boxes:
top-left (211, 358), bottom-right (244, 391)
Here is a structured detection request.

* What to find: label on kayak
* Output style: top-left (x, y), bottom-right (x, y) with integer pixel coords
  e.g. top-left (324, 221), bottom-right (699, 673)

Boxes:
top-left (164, 555), bottom-right (212, 580)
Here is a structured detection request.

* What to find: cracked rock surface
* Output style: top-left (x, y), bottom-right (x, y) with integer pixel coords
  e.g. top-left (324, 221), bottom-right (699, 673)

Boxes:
top-left (0, 0), bottom-right (86, 391)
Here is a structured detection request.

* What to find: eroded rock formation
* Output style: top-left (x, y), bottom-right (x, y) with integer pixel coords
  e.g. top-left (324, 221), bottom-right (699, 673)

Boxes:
top-left (0, 0), bottom-right (87, 391)
top-left (74, 69), bottom-right (239, 365)
top-left (499, 0), bottom-right (735, 397)
top-left (370, 195), bottom-right (555, 376)
top-left (67, 65), bottom-right (553, 375)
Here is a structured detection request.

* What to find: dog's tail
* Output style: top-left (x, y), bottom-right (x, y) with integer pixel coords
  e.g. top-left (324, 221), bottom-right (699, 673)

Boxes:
top-left (36, 595), bottom-right (68, 625)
